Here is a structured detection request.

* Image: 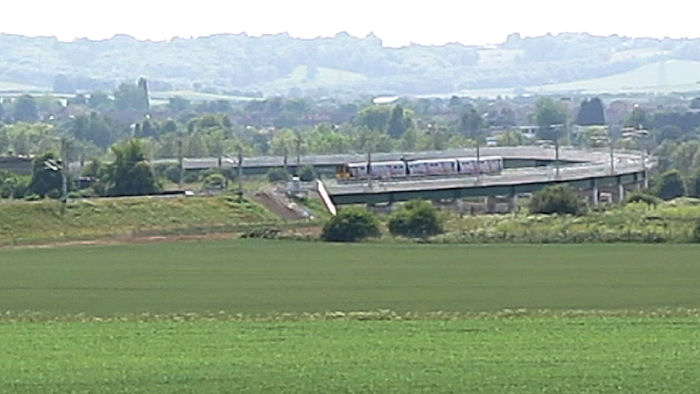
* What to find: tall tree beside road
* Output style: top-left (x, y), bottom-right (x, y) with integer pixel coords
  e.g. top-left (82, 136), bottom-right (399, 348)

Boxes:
top-left (534, 97), bottom-right (568, 140)
top-left (387, 105), bottom-right (408, 138)
top-left (575, 97), bottom-right (605, 126)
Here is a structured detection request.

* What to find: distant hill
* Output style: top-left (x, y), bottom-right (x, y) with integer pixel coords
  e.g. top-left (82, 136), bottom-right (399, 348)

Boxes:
top-left (2, 32), bottom-right (700, 97)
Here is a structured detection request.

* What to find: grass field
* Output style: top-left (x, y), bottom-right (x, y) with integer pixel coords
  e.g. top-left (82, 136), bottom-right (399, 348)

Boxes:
top-left (2, 240), bottom-right (698, 392)
top-left (1, 316), bottom-right (698, 393)
top-left (1, 240), bottom-right (698, 315)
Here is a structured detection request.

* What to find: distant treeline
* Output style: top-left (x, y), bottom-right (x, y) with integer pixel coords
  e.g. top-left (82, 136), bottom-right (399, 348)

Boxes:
top-left (3, 32), bottom-right (700, 96)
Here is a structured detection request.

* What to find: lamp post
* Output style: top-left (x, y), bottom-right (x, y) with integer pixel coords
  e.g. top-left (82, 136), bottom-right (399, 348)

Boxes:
top-left (549, 124), bottom-right (564, 178)
top-left (622, 125), bottom-right (650, 189)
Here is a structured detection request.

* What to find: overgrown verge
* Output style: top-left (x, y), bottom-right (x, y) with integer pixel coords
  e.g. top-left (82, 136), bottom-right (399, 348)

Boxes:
top-left (434, 198), bottom-right (700, 243)
top-left (0, 195), bottom-right (281, 246)
top-left (3, 308), bottom-right (700, 323)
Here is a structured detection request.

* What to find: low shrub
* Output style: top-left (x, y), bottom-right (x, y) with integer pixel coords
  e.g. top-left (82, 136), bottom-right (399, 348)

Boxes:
top-left (321, 207), bottom-right (380, 242)
top-left (528, 185), bottom-right (585, 215)
top-left (267, 168), bottom-right (291, 183)
top-left (202, 173), bottom-right (227, 190)
top-left (388, 200), bottom-right (443, 239)
top-left (298, 165), bottom-right (317, 182)
top-left (625, 191), bottom-right (662, 206)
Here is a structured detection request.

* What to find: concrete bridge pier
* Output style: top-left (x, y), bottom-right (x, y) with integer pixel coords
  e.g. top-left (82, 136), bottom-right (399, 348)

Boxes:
top-left (615, 177), bottom-right (625, 203)
top-left (507, 194), bottom-right (518, 213)
top-left (591, 179), bottom-right (599, 206)
top-left (485, 196), bottom-right (497, 214)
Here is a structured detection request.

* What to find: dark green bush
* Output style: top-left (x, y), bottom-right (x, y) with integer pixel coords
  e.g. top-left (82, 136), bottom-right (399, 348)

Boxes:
top-left (694, 221), bottom-right (700, 243)
top-left (656, 169), bottom-right (685, 200)
top-left (388, 200), bottom-right (443, 238)
top-left (164, 164), bottom-right (181, 183)
top-left (625, 191), bottom-right (662, 206)
top-left (298, 165), bottom-right (317, 182)
top-left (202, 173), bottom-right (227, 190)
top-left (267, 168), bottom-right (291, 183)
top-left (183, 171), bottom-right (200, 183)
top-left (528, 184), bottom-right (585, 215)
top-left (321, 207), bottom-right (380, 242)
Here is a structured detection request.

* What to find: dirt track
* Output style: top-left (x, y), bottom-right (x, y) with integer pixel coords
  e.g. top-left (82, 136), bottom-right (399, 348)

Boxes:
top-left (250, 190), bottom-right (309, 220)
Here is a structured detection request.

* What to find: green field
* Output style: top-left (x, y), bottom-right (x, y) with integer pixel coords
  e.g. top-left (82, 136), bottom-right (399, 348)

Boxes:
top-left (1, 240), bottom-right (698, 315)
top-left (2, 240), bottom-right (698, 392)
top-left (1, 317), bottom-right (698, 393)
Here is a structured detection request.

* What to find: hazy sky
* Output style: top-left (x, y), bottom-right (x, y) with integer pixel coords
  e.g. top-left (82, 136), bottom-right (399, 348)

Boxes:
top-left (2, 0), bottom-right (699, 46)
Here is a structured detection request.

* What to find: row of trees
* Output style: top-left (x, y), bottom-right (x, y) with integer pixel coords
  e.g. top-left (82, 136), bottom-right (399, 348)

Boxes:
top-left (0, 140), bottom-right (158, 200)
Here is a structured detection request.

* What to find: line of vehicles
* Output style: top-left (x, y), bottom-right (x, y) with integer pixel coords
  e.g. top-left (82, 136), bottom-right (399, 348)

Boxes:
top-left (337, 156), bottom-right (504, 179)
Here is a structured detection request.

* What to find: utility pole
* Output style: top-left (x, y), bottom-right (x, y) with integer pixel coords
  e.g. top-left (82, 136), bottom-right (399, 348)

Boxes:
top-left (367, 148), bottom-right (373, 189)
top-left (609, 125), bottom-right (615, 175)
top-left (60, 137), bottom-right (68, 203)
top-left (177, 137), bottom-right (184, 189)
top-left (295, 133), bottom-right (302, 175)
top-left (367, 136), bottom-right (373, 189)
top-left (476, 142), bottom-right (481, 173)
top-left (237, 145), bottom-right (243, 199)
top-left (555, 136), bottom-right (560, 178)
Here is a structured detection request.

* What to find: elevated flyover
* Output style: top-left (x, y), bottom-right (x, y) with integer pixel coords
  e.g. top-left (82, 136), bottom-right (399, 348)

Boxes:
top-left (320, 147), bottom-right (654, 209)
top-left (156, 146), bottom-right (653, 211)
top-left (174, 147), bottom-right (583, 175)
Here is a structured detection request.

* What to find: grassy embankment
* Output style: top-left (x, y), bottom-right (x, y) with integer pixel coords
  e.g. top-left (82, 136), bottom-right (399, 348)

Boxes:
top-left (0, 195), bottom-right (281, 246)
top-left (0, 239), bottom-right (699, 392)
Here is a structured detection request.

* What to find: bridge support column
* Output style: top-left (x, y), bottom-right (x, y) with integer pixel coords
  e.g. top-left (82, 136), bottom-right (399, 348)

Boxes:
top-left (485, 196), bottom-right (497, 214)
top-left (591, 179), bottom-right (599, 206)
top-left (507, 194), bottom-right (517, 213)
top-left (616, 177), bottom-right (625, 203)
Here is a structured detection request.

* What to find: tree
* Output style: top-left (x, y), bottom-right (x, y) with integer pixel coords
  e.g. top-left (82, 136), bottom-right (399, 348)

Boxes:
top-left (528, 184), bottom-right (585, 215)
top-left (533, 97), bottom-right (568, 140)
top-left (387, 105), bottom-right (408, 138)
top-left (162, 119), bottom-right (177, 133)
top-left (387, 200), bottom-right (443, 239)
top-left (354, 105), bottom-right (392, 132)
top-left (624, 106), bottom-right (650, 129)
top-left (13, 95), bottom-right (38, 122)
top-left (114, 81), bottom-right (149, 112)
top-left (321, 207), bottom-right (380, 242)
top-left (138, 77), bottom-right (150, 111)
top-left (575, 97), bottom-right (605, 126)
top-left (105, 140), bottom-right (158, 196)
top-left (688, 168), bottom-right (700, 198)
top-left (88, 92), bottom-right (110, 109)
top-left (28, 152), bottom-right (63, 198)
top-left (655, 169), bottom-right (685, 200)
top-left (459, 108), bottom-right (484, 139)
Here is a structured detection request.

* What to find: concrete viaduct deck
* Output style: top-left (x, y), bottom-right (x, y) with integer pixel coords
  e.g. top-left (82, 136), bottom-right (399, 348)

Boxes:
top-left (320, 147), bottom-right (653, 209)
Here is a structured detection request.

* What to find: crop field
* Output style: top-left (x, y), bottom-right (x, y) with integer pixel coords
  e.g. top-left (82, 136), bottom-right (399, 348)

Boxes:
top-left (1, 240), bottom-right (699, 314)
top-left (2, 316), bottom-right (698, 393)
top-left (1, 240), bottom-right (699, 392)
